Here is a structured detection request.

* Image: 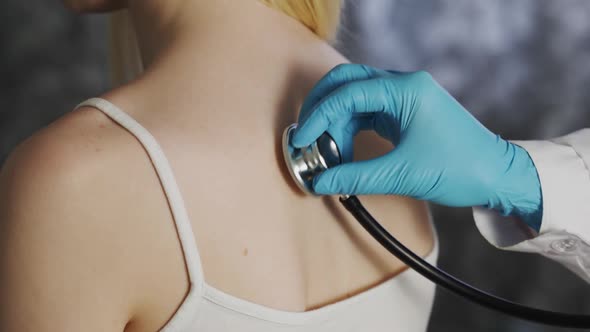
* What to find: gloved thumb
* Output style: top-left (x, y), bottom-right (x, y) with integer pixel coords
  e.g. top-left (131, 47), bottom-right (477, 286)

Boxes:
top-left (312, 152), bottom-right (405, 196)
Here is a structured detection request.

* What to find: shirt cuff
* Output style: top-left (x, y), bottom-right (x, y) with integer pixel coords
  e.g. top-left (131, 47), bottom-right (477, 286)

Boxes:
top-left (473, 138), bottom-right (590, 282)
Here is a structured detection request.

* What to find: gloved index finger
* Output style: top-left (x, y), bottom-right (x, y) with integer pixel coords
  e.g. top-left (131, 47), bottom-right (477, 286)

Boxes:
top-left (292, 78), bottom-right (392, 148)
top-left (299, 64), bottom-right (379, 124)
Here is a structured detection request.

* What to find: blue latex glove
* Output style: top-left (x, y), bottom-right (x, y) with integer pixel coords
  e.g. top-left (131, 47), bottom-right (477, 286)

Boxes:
top-left (292, 64), bottom-right (543, 232)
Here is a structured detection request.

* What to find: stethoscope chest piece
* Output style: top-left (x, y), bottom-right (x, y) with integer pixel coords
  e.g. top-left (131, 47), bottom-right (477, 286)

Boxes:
top-left (282, 123), bottom-right (342, 195)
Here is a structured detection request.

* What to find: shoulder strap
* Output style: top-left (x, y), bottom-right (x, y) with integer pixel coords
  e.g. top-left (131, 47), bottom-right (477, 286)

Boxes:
top-left (75, 98), bottom-right (205, 296)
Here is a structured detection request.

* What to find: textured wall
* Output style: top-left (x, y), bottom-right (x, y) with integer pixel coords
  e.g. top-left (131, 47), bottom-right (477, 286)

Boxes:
top-left (1, 1), bottom-right (590, 331)
top-left (0, 2), bottom-right (109, 163)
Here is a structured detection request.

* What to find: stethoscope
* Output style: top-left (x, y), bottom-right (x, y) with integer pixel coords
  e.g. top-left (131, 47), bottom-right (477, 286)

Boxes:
top-left (282, 123), bottom-right (590, 328)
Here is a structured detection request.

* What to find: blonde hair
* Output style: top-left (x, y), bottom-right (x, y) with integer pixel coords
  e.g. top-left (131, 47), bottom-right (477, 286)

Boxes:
top-left (108, 1), bottom-right (342, 86)
top-left (258, 0), bottom-right (342, 40)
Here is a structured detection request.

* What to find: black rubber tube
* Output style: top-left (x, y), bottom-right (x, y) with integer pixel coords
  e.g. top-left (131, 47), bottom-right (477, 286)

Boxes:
top-left (339, 195), bottom-right (590, 328)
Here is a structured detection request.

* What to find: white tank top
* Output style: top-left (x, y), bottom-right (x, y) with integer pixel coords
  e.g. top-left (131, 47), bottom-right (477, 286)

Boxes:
top-left (75, 98), bottom-right (440, 332)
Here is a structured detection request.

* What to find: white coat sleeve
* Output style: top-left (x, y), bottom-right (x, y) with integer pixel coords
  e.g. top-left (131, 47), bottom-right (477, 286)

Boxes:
top-left (473, 128), bottom-right (590, 283)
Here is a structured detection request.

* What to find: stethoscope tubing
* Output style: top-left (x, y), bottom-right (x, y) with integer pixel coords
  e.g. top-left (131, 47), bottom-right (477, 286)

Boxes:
top-left (339, 195), bottom-right (590, 328)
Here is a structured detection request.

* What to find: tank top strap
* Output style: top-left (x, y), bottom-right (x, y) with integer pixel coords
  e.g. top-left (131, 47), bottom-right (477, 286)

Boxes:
top-left (74, 98), bottom-right (205, 311)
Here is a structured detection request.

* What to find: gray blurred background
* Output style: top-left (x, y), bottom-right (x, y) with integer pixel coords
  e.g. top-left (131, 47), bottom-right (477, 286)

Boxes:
top-left (1, 0), bottom-right (590, 331)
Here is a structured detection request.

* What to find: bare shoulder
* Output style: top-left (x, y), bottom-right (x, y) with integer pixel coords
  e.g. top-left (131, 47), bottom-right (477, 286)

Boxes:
top-left (0, 107), bottom-right (141, 234)
top-left (0, 106), bottom-right (187, 331)
top-left (0, 107), bottom-right (139, 331)
top-left (2, 106), bottom-right (124, 187)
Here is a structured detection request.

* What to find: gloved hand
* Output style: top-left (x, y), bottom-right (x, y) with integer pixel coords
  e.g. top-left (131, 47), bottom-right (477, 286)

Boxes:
top-left (292, 64), bottom-right (543, 232)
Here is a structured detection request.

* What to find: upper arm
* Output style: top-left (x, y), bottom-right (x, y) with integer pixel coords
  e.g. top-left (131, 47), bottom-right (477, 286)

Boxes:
top-left (0, 113), bottom-right (136, 332)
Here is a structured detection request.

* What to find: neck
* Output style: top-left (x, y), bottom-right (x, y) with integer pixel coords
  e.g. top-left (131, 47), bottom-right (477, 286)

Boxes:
top-left (127, 0), bottom-right (311, 72)
top-left (114, 0), bottom-right (344, 140)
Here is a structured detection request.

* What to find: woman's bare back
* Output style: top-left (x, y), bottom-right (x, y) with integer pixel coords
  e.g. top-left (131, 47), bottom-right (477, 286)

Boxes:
top-left (90, 39), bottom-right (435, 330)
top-left (1, 50), bottom-right (435, 332)
top-left (0, 2), bottom-right (434, 331)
